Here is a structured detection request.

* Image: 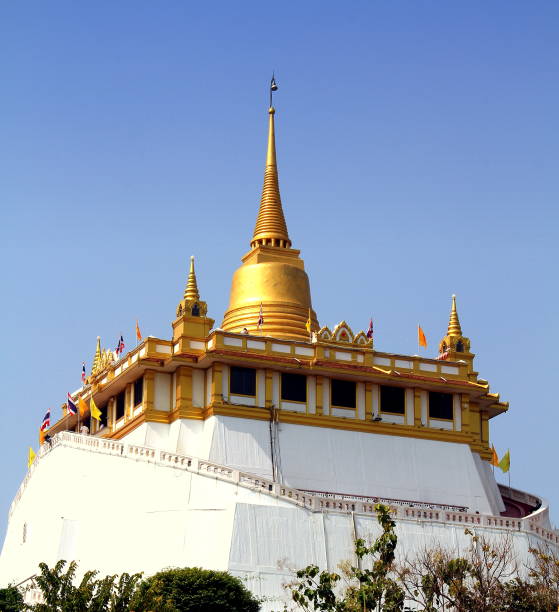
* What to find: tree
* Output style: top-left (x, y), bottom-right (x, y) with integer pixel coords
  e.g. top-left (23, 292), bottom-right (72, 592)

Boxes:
top-left (289, 503), bottom-right (404, 611)
top-left (396, 528), bottom-right (517, 612)
top-left (129, 567), bottom-right (261, 612)
top-left (27, 559), bottom-right (142, 611)
top-left (0, 585), bottom-right (24, 612)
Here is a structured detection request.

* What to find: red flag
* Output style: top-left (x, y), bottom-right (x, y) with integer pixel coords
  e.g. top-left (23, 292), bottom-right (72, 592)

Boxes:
top-left (136, 321), bottom-right (142, 341)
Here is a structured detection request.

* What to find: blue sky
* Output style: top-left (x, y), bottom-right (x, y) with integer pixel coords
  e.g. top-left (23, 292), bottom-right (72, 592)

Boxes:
top-left (1, 1), bottom-right (558, 545)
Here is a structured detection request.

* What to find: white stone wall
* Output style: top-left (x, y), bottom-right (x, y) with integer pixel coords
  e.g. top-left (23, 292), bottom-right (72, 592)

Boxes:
top-left (0, 443), bottom-right (551, 612)
top-left (207, 416), bottom-right (503, 514)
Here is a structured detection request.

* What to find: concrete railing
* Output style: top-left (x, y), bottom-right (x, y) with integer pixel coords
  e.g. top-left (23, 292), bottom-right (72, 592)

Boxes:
top-left (9, 432), bottom-right (559, 549)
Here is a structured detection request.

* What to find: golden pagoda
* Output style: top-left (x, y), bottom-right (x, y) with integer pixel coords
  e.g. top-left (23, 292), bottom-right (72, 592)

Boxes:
top-left (5, 82), bottom-right (556, 612)
top-left (222, 102), bottom-right (319, 340)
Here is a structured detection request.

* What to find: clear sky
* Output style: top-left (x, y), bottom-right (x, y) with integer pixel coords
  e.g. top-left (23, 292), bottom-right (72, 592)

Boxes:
top-left (1, 1), bottom-right (558, 545)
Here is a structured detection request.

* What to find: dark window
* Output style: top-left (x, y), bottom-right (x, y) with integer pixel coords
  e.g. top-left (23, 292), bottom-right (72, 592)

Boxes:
top-left (191, 303), bottom-right (200, 316)
top-left (115, 391), bottom-right (126, 421)
top-left (331, 378), bottom-right (356, 408)
top-left (380, 385), bottom-right (405, 414)
top-left (134, 377), bottom-right (143, 406)
top-left (281, 373), bottom-right (307, 402)
top-left (99, 404), bottom-right (108, 428)
top-left (456, 340), bottom-right (464, 352)
top-left (230, 367), bottom-right (256, 396)
top-left (429, 392), bottom-right (453, 420)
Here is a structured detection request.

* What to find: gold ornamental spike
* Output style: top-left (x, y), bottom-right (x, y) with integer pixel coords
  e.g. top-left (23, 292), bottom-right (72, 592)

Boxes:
top-left (250, 106), bottom-right (291, 249)
top-left (184, 255), bottom-right (200, 301)
top-left (447, 294), bottom-right (463, 337)
top-left (92, 336), bottom-right (102, 374)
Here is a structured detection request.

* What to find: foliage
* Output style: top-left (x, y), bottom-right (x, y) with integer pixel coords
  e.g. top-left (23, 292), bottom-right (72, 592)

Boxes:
top-left (27, 559), bottom-right (142, 612)
top-left (0, 584), bottom-right (24, 611)
top-left (129, 566), bottom-right (261, 612)
top-left (290, 503), bottom-right (404, 611)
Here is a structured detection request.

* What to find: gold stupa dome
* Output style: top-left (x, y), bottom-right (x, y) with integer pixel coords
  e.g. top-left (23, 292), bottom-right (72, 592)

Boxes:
top-left (222, 93), bottom-right (318, 340)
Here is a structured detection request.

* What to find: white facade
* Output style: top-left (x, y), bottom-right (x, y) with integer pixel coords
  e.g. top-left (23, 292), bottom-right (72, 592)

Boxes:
top-left (1, 432), bottom-right (557, 611)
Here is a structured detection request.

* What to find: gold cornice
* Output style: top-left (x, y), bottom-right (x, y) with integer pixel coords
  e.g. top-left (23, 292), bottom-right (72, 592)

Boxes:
top-left (206, 402), bottom-right (478, 447)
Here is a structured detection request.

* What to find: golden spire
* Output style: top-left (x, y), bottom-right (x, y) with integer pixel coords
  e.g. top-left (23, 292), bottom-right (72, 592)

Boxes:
top-left (250, 99), bottom-right (291, 249)
top-left (183, 255), bottom-right (200, 301)
top-left (92, 336), bottom-right (102, 373)
top-left (447, 294), bottom-right (463, 337)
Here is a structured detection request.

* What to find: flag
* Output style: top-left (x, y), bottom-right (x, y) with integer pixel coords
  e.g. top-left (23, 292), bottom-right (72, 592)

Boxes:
top-left (81, 362), bottom-right (86, 383)
top-left (418, 325), bottom-right (427, 348)
top-left (78, 396), bottom-right (88, 417)
top-left (90, 396), bottom-right (102, 421)
top-left (498, 450), bottom-right (510, 473)
top-left (136, 320), bottom-right (142, 341)
top-left (257, 303), bottom-right (264, 329)
top-left (116, 335), bottom-right (125, 356)
top-left (366, 318), bottom-right (373, 339)
top-left (305, 309), bottom-right (312, 333)
top-left (490, 445), bottom-right (499, 467)
top-left (28, 447), bottom-right (36, 468)
top-left (40, 409), bottom-right (50, 432)
top-left (67, 392), bottom-right (77, 416)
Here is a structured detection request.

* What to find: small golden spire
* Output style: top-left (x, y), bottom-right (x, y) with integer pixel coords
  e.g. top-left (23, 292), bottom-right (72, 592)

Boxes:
top-left (92, 336), bottom-right (102, 373)
top-left (184, 255), bottom-right (200, 301)
top-left (251, 80), bottom-right (291, 249)
top-left (447, 294), bottom-right (463, 337)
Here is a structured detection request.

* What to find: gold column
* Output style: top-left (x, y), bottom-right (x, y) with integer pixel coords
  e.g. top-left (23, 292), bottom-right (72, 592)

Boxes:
top-left (460, 394), bottom-right (470, 433)
top-left (125, 383), bottom-right (132, 419)
top-left (364, 382), bottom-right (372, 420)
top-left (175, 366), bottom-right (202, 419)
top-left (315, 376), bottom-right (323, 416)
top-left (211, 363), bottom-right (223, 406)
top-left (414, 388), bottom-right (422, 426)
top-left (265, 369), bottom-right (274, 409)
top-left (143, 371), bottom-right (155, 415)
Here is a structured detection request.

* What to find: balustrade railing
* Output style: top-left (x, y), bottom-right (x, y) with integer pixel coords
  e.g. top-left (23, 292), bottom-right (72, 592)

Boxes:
top-left (8, 431), bottom-right (559, 548)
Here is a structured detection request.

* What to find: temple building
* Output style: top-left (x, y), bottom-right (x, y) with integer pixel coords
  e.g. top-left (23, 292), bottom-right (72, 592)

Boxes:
top-left (1, 94), bottom-right (557, 610)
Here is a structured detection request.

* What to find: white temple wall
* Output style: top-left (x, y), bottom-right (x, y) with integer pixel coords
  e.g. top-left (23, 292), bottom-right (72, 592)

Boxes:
top-left (0, 443), bottom-right (553, 612)
top-left (208, 416), bottom-right (502, 514)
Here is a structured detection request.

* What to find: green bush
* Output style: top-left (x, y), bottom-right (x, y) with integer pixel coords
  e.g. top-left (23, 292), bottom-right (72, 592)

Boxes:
top-left (130, 567), bottom-right (260, 612)
top-left (0, 585), bottom-right (24, 612)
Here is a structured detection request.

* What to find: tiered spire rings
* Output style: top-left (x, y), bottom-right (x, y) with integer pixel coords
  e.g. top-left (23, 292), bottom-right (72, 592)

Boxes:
top-left (447, 294), bottom-right (463, 337)
top-left (250, 105), bottom-right (291, 249)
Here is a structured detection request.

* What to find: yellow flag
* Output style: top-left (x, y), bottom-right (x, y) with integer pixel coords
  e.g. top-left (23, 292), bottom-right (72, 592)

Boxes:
top-left (90, 396), bottom-right (102, 421)
top-left (305, 309), bottom-right (312, 333)
top-left (28, 447), bottom-right (36, 468)
top-left (490, 445), bottom-right (499, 467)
top-left (418, 325), bottom-right (427, 348)
top-left (136, 320), bottom-right (142, 341)
top-left (498, 449), bottom-right (510, 473)
top-left (78, 396), bottom-right (88, 417)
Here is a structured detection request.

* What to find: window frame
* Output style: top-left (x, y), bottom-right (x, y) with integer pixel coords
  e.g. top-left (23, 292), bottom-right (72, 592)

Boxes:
top-left (133, 377), bottom-right (143, 407)
top-left (330, 378), bottom-right (357, 409)
top-left (380, 385), bottom-right (406, 415)
top-left (281, 372), bottom-right (307, 404)
top-left (229, 366), bottom-right (257, 397)
top-left (428, 391), bottom-right (454, 421)
top-left (115, 391), bottom-right (126, 422)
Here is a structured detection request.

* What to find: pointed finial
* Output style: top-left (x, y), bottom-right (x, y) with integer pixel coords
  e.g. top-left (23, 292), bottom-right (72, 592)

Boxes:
top-left (92, 336), bottom-right (102, 374)
top-left (184, 255), bottom-right (200, 301)
top-left (447, 294), bottom-right (463, 337)
top-left (251, 79), bottom-right (291, 250)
